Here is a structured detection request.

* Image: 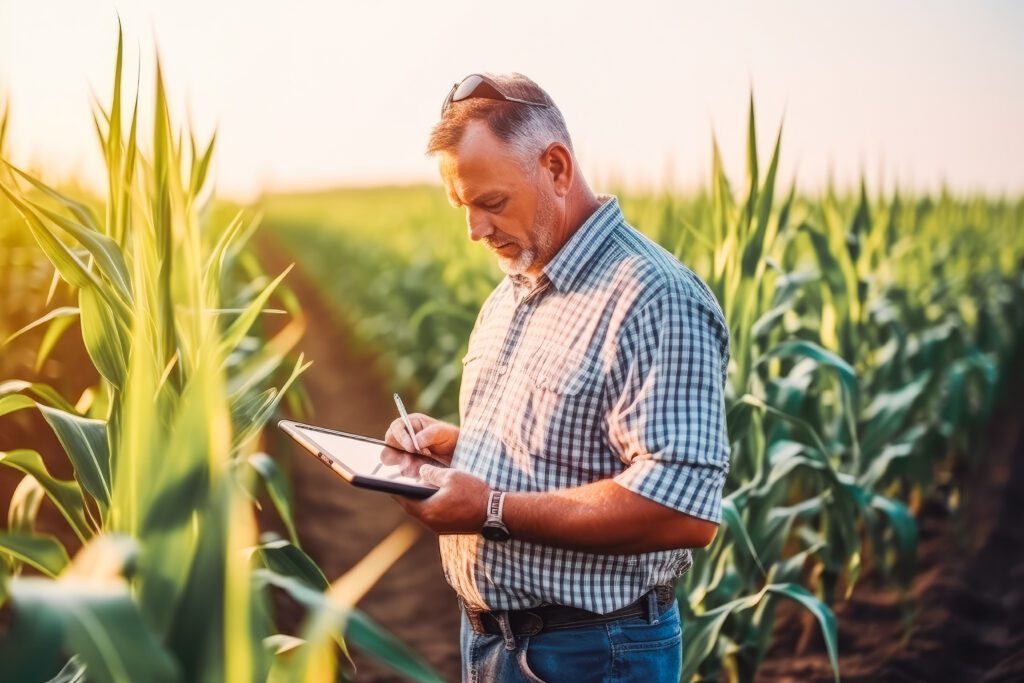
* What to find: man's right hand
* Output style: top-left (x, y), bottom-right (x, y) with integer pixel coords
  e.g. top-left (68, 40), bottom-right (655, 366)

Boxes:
top-left (384, 412), bottom-right (459, 466)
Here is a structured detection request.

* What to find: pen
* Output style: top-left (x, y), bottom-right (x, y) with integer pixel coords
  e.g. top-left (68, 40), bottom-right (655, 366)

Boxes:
top-left (393, 392), bottom-right (422, 451)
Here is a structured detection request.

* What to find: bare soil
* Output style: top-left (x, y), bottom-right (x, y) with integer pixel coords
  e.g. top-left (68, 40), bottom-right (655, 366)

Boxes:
top-left (255, 236), bottom-right (463, 682)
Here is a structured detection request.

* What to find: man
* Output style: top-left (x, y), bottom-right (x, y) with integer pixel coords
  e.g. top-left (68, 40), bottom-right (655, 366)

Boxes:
top-left (385, 72), bottom-right (731, 682)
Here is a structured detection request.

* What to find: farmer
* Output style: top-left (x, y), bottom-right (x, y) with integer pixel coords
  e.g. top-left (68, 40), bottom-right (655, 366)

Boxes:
top-left (384, 72), bottom-right (731, 682)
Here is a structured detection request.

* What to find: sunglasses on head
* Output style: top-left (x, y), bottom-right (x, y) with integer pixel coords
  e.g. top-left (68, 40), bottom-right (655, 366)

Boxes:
top-left (440, 73), bottom-right (549, 118)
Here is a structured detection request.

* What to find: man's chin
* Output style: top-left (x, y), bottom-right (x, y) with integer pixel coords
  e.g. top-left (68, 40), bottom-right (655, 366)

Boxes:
top-left (495, 250), bottom-right (536, 276)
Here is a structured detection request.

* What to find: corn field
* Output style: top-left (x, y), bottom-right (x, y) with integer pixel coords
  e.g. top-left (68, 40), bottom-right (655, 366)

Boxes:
top-left (1, 29), bottom-right (1023, 683)
top-left (263, 113), bottom-right (1024, 679)
top-left (0, 32), bottom-right (444, 682)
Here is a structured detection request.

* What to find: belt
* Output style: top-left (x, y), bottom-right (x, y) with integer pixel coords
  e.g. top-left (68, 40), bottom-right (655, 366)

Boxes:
top-left (462, 583), bottom-right (676, 637)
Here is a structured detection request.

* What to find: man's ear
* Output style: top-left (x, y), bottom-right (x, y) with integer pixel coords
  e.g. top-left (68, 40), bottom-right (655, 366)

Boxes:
top-left (541, 142), bottom-right (573, 197)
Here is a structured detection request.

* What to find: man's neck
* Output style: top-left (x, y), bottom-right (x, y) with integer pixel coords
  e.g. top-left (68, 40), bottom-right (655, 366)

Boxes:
top-left (561, 188), bottom-right (603, 246)
top-left (523, 186), bottom-right (604, 281)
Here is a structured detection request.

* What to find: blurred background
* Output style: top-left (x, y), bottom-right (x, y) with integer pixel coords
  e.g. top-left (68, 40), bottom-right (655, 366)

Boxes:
top-left (1, 2), bottom-right (1023, 682)
top-left (3, 1), bottom-right (1023, 199)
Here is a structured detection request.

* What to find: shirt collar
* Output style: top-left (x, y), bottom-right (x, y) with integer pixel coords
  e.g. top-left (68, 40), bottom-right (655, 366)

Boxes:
top-left (541, 193), bottom-right (622, 293)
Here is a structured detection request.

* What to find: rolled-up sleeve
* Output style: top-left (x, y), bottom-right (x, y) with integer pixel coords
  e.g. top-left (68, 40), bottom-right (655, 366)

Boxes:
top-left (607, 284), bottom-right (731, 524)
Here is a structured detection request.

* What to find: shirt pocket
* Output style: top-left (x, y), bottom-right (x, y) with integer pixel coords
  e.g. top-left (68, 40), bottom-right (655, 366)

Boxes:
top-left (502, 346), bottom-right (601, 467)
top-left (533, 347), bottom-right (594, 395)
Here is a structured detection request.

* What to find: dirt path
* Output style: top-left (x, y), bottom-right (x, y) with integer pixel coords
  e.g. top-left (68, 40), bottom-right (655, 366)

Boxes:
top-left (757, 344), bottom-right (1024, 682)
top-left (255, 235), bottom-right (463, 683)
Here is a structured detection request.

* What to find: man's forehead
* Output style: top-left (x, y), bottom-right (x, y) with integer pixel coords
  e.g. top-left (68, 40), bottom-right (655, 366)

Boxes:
top-left (439, 150), bottom-right (515, 206)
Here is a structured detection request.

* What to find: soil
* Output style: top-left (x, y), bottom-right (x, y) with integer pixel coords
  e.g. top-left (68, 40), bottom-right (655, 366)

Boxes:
top-left (254, 236), bottom-right (463, 682)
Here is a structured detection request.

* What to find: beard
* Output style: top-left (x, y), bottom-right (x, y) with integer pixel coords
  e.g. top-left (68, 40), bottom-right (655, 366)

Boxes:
top-left (488, 192), bottom-right (558, 277)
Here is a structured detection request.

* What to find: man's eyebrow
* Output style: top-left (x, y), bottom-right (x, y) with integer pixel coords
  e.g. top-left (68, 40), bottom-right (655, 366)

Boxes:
top-left (469, 191), bottom-right (505, 204)
top-left (448, 190), bottom-right (505, 207)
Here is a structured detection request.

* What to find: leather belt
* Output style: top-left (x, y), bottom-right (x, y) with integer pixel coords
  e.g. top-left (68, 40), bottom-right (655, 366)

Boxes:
top-left (462, 583), bottom-right (676, 637)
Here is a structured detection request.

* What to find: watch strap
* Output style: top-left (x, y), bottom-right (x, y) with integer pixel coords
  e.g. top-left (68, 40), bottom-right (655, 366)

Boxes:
top-left (487, 490), bottom-right (506, 522)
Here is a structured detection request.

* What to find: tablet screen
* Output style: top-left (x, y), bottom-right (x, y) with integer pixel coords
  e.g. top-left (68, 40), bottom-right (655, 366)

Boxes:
top-left (289, 424), bottom-right (441, 488)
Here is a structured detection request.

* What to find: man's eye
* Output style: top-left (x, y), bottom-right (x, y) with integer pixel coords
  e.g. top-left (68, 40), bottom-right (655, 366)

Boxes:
top-left (483, 199), bottom-right (506, 211)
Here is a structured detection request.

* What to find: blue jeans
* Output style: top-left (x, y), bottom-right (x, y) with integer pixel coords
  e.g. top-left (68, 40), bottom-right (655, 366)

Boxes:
top-left (459, 594), bottom-right (683, 682)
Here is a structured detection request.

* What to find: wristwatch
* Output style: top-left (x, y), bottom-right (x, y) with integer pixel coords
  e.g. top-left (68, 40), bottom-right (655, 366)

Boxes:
top-left (481, 490), bottom-right (511, 541)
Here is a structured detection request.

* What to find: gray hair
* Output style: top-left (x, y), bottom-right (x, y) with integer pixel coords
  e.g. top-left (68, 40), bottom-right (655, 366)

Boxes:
top-left (426, 72), bottom-right (574, 172)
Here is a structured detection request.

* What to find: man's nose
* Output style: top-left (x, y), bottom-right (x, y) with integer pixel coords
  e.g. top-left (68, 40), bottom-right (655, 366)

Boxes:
top-left (466, 209), bottom-right (494, 242)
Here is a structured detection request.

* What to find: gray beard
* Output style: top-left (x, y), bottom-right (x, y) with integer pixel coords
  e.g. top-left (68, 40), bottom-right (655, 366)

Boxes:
top-left (495, 245), bottom-right (537, 275)
top-left (495, 195), bottom-right (558, 277)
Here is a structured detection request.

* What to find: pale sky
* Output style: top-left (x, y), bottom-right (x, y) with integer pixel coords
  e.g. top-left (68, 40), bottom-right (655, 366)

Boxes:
top-left (1, 1), bottom-right (1022, 202)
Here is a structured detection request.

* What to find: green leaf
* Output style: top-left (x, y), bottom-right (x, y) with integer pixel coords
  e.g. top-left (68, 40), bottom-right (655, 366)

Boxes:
top-left (860, 372), bottom-right (930, 456)
top-left (0, 533), bottom-right (70, 577)
top-left (680, 592), bottom-right (761, 682)
top-left (2, 306), bottom-right (79, 346)
top-left (38, 405), bottom-right (112, 512)
top-left (255, 568), bottom-right (444, 683)
top-left (0, 450), bottom-right (92, 541)
top-left (869, 494), bottom-right (918, 581)
top-left (761, 339), bottom-right (857, 396)
top-left (256, 539), bottom-right (328, 591)
top-left (347, 609), bottom-right (446, 683)
top-left (248, 453), bottom-right (299, 545)
top-left (2, 161), bottom-right (102, 232)
top-left (218, 264), bottom-right (294, 359)
top-left (1, 555), bottom-right (180, 683)
top-left (0, 394), bottom-right (36, 418)
top-left (764, 583), bottom-right (840, 683)
top-left (232, 353), bottom-right (311, 450)
top-left (721, 499), bottom-right (766, 576)
top-left (79, 285), bottom-right (129, 390)
top-left (8, 475), bottom-right (45, 534)
top-left (49, 656), bottom-right (88, 683)
top-left (0, 182), bottom-right (129, 321)
top-left (36, 310), bottom-right (81, 372)
top-left (26, 198), bottom-right (133, 304)
top-left (0, 380), bottom-right (79, 414)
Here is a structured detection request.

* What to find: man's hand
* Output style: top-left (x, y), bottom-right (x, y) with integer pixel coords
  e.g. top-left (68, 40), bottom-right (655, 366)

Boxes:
top-left (384, 412), bottom-right (459, 466)
top-left (389, 466), bottom-right (491, 534)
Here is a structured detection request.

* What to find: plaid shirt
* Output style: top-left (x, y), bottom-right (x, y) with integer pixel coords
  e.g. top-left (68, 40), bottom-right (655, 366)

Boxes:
top-left (440, 194), bottom-right (731, 613)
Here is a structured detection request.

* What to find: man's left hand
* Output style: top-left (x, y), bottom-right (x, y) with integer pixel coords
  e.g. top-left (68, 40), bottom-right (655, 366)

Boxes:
top-left (390, 466), bottom-right (492, 534)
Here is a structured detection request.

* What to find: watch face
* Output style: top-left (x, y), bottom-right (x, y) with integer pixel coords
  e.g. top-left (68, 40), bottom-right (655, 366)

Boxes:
top-left (482, 523), bottom-right (510, 541)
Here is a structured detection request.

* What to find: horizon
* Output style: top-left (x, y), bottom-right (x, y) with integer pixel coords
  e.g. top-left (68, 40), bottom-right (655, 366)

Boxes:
top-left (1, 1), bottom-right (1022, 203)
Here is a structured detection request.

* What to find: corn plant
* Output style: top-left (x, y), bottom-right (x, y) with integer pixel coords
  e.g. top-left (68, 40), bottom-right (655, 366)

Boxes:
top-left (0, 28), bottom-right (442, 682)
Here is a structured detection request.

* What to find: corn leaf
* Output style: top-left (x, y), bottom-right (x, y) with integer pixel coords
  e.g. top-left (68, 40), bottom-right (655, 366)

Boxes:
top-left (0, 450), bottom-right (91, 541)
top-left (38, 405), bottom-right (112, 512)
top-left (248, 454), bottom-right (299, 546)
top-left (0, 533), bottom-right (70, 578)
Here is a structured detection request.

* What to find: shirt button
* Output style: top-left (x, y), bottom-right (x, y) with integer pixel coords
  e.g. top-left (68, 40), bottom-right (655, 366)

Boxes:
top-left (496, 364), bottom-right (508, 375)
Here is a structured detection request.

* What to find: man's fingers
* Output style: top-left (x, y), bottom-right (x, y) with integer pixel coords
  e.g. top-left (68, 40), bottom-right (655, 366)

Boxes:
top-left (419, 464), bottom-right (444, 486)
top-left (386, 420), bottom-right (414, 452)
top-left (415, 424), bottom-right (442, 452)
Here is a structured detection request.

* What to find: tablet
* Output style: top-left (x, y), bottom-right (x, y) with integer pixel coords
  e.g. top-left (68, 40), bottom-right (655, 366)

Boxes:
top-left (277, 420), bottom-right (442, 499)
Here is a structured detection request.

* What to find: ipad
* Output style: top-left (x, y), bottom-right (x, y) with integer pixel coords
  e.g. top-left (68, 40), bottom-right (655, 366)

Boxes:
top-left (277, 420), bottom-right (442, 499)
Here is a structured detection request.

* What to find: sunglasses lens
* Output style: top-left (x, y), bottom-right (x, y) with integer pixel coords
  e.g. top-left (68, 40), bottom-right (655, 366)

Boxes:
top-left (452, 74), bottom-right (485, 103)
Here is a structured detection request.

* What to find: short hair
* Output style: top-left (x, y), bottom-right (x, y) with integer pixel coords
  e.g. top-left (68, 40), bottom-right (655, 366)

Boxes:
top-left (425, 72), bottom-right (574, 172)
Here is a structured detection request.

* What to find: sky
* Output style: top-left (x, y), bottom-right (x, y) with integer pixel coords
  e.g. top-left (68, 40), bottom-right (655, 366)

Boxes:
top-left (1, 1), bottom-right (1022, 202)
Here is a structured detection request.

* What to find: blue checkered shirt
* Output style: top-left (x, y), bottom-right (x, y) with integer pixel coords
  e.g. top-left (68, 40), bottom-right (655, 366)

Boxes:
top-left (440, 194), bottom-right (731, 614)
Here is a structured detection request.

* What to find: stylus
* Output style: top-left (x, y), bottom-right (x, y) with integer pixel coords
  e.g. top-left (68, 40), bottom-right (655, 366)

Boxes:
top-left (393, 392), bottom-right (423, 451)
